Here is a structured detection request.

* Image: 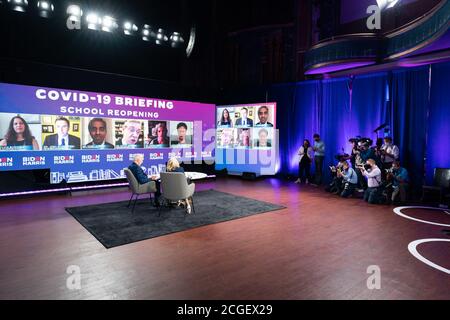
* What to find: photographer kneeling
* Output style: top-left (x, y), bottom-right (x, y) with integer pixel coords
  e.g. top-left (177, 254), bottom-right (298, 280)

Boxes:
top-left (338, 161), bottom-right (358, 198)
top-left (325, 160), bottom-right (345, 194)
top-left (360, 159), bottom-right (382, 204)
top-left (389, 161), bottom-right (409, 204)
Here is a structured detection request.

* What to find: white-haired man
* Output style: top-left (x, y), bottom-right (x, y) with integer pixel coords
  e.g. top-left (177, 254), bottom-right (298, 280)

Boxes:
top-left (128, 154), bottom-right (160, 206)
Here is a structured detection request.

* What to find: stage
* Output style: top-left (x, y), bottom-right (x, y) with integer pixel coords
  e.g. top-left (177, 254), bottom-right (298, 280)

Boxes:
top-left (0, 177), bottom-right (448, 299)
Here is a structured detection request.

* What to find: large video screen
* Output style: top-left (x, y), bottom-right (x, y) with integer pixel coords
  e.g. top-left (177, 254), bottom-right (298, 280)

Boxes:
top-left (215, 103), bottom-right (278, 176)
top-left (0, 83), bottom-right (215, 184)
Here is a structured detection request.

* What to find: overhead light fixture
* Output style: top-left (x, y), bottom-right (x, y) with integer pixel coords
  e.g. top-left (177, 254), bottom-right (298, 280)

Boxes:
top-left (86, 12), bottom-right (101, 30)
top-left (37, 1), bottom-right (54, 18)
top-left (102, 15), bottom-right (118, 33)
top-left (376, 0), bottom-right (400, 10)
top-left (7, 0), bottom-right (28, 12)
top-left (155, 28), bottom-right (168, 45)
top-left (142, 24), bottom-right (155, 41)
top-left (123, 21), bottom-right (138, 36)
top-left (169, 32), bottom-right (184, 48)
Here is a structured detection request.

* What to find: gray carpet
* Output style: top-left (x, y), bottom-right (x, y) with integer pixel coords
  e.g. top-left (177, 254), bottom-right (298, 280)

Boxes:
top-left (66, 189), bottom-right (285, 248)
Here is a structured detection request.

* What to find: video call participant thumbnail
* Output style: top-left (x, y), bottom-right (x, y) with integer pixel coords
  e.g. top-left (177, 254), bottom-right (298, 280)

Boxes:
top-left (171, 122), bottom-right (192, 147)
top-left (255, 106), bottom-right (273, 127)
top-left (235, 107), bottom-right (253, 127)
top-left (237, 128), bottom-right (251, 147)
top-left (0, 115), bottom-right (40, 150)
top-left (84, 118), bottom-right (114, 149)
top-left (217, 128), bottom-right (234, 148)
top-left (116, 120), bottom-right (144, 149)
top-left (43, 117), bottom-right (80, 150)
top-left (255, 128), bottom-right (271, 148)
top-left (145, 121), bottom-right (170, 147)
top-left (217, 108), bottom-right (233, 128)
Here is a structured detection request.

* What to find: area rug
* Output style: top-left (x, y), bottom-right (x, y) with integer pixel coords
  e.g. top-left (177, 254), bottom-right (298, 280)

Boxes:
top-left (66, 189), bottom-right (285, 248)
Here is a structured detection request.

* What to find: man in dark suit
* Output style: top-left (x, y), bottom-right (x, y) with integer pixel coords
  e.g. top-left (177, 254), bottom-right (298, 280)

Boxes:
top-left (84, 118), bottom-right (114, 149)
top-left (235, 107), bottom-right (253, 127)
top-left (43, 117), bottom-right (80, 150)
top-left (128, 154), bottom-right (161, 206)
top-left (255, 106), bottom-right (274, 127)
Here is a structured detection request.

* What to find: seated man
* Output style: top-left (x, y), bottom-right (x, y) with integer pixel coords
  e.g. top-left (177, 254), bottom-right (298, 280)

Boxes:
top-left (128, 154), bottom-right (160, 206)
top-left (390, 160), bottom-right (409, 203)
top-left (360, 158), bottom-right (382, 204)
top-left (338, 161), bottom-right (358, 198)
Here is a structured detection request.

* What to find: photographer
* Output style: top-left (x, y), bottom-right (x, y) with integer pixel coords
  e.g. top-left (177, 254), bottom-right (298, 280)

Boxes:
top-left (380, 137), bottom-right (399, 170)
top-left (389, 161), bottom-right (409, 203)
top-left (338, 161), bottom-right (358, 198)
top-left (360, 159), bottom-right (382, 204)
top-left (354, 141), bottom-right (373, 190)
top-left (325, 160), bottom-right (346, 194)
top-left (343, 138), bottom-right (359, 169)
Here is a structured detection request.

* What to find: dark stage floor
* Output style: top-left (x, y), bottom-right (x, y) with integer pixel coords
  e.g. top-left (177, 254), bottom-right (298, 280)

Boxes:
top-left (0, 177), bottom-right (449, 299)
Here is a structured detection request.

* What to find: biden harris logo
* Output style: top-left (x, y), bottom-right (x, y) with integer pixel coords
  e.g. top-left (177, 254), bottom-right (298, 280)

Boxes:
top-left (54, 155), bottom-right (75, 165)
top-left (149, 152), bottom-right (164, 160)
top-left (82, 155), bottom-right (100, 163)
top-left (0, 157), bottom-right (13, 167)
top-left (23, 156), bottom-right (46, 166)
top-left (107, 154), bottom-right (124, 162)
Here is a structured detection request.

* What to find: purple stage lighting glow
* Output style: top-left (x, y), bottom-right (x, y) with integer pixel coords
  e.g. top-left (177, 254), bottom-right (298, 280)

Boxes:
top-left (305, 61), bottom-right (376, 75)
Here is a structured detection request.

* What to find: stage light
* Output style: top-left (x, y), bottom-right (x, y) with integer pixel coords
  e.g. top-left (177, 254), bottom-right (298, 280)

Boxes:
top-left (37, 1), bottom-right (54, 18)
top-left (155, 28), bottom-right (168, 45)
top-left (376, 0), bottom-right (400, 10)
top-left (86, 12), bottom-right (102, 30)
top-left (169, 32), bottom-right (184, 48)
top-left (123, 21), bottom-right (138, 35)
top-left (7, 0), bottom-right (28, 12)
top-left (102, 15), bottom-right (118, 33)
top-left (142, 24), bottom-right (155, 41)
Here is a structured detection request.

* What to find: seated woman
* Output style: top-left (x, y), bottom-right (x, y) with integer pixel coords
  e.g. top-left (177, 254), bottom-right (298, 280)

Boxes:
top-left (0, 116), bottom-right (40, 150)
top-left (165, 157), bottom-right (194, 213)
top-left (166, 157), bottom-right (185, 173)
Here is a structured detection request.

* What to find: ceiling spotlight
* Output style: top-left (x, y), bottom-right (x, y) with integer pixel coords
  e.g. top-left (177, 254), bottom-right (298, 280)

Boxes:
top-left (86, 12), bottom-right (102, 30)
top-left (102, 15), bottom-right (118, 33)
top-left (7, 0), bottom-right (28, 12)
top-left (123, 21), bottom-right (138, 36)
top-left (169, 32), bottom-right (185, 48)
top-left (37, 1), bottom-right (54, 18)
top-left (142, 24), bottom-right (155, 41)
top-left (155, 28), bottom-right (168, 45)
top-left (376, 0), bottom-right (400, 10)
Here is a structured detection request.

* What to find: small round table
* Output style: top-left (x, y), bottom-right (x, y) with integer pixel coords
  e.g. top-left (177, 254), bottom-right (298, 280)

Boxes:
top-left (148, 172), bottom-right (208, 181)
top-left (184, 172), bottom-right (208, 180)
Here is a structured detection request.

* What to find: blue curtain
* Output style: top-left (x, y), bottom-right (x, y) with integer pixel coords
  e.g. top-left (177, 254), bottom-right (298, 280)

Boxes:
top-left (319, 78), bottom-right (350, 181)
top-left (427, 62), bottom-right (450, 183)
top-left (391, 66), bottom-right (430, 192)
top-left (234, 61), bottom-right (448, 189)
top-left (269, 83), bottom-right (297, 175)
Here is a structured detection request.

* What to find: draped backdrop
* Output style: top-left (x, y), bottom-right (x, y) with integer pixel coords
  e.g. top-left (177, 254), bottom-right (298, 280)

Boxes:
top-left (262, 61), bottom-right (450, 190)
